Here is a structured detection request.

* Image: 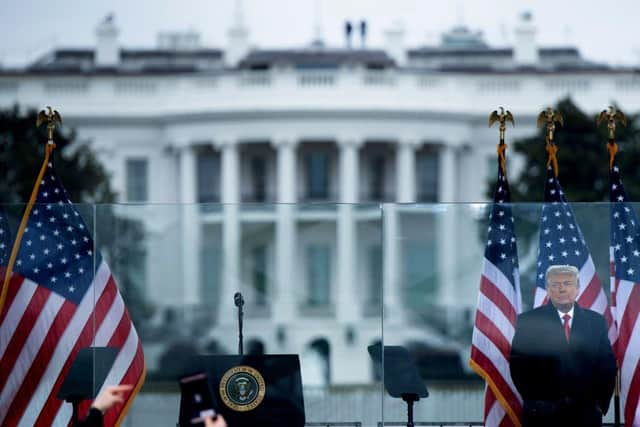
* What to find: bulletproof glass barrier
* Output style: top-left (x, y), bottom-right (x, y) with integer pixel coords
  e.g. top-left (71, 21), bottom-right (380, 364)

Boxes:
top-left (0, 202), bottom-right (627, 426)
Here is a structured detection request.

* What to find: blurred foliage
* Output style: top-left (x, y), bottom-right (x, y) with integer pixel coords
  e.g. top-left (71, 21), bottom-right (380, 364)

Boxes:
top-left (0, 105), bottom-right (114, 204)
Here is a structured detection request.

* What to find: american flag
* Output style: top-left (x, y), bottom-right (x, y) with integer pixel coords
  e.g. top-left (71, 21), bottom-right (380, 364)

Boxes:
top-left (470, 159), bottom-right (523, 427)
top-left (609, 161), bottom-right (640, 427)
top-left (534, 165), bottom-right (615, 342)
top-left (0, 156), bottom-right (145, 426)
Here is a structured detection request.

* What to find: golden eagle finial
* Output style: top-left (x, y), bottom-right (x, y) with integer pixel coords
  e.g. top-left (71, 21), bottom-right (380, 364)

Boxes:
top-left (536, 107), bottom-right (563, 143)
top-left (597, 106), bottom-right (627, 141)
top-left (36, 106), bottom-right (62, 142)
top-left (488, 106), bottom-right (515, 143)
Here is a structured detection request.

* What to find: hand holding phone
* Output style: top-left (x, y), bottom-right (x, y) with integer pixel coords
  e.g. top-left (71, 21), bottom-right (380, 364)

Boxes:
top-left (179, 373), bottom-right (217, 425)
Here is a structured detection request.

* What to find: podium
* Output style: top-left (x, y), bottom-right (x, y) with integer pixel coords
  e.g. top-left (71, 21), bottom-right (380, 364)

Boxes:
top-left (57, 346), bottom-right (119, 426)
top-left (368, 344), bottom-right (429, 427)
top-left (179, 354), bottom-right (305, 427)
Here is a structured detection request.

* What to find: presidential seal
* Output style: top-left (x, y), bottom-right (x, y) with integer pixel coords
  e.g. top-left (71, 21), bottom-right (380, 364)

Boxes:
top-left (219, 365), bottom-right (266, 412)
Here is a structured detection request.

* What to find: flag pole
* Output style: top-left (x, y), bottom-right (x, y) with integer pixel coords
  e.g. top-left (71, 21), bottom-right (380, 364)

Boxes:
top-left (0, 106), bottom-right (62, 315)
top-left (536, 107), bottom-right (564, 177)
top-left (598, 106), bottom-right (626, 427)
top-left (488, 106), bottom-right (514, 176)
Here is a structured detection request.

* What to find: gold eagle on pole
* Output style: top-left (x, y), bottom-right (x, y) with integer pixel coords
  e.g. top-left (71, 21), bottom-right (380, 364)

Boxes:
top-left (488, 107), bottom-right (515, 143)
top-left (597, 106), bottom-right (627, 140)
top-left (536, 107), bottom-right (563, 143)
top-left (36, 106), bottom-right (63, 142)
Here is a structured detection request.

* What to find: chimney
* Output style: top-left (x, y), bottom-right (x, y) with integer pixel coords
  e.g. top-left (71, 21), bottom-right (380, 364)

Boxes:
top-left (95, 14), bottom-right (119, 67)
top-left (514, 11), bottom-right (538, 66)
top-left (384, 22), bottom-right (406, 66)
top-left (226, 0), bottom-right (250, 67)
top-left (345, 20), bottom-right (353, 48)
top-left (359, 20), bottom-right (367, 48)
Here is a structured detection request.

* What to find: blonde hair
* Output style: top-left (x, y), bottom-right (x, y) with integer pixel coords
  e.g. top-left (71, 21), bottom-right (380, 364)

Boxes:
top-left (545, 265), bottom-right (579, 288)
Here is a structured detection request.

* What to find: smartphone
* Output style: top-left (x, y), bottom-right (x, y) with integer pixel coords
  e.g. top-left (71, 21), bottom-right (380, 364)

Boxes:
top-left (179, 373), bottom-right (217, 425)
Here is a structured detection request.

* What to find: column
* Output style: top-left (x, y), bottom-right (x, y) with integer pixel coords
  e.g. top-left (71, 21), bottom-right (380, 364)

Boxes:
top-left (217, 138), bottom-right (241, 325)
top-left (396, 139), bottom-right (420, 203)
top-left (437, 144), bottom-right (457, 308)
top-left (272, 137), bottom-right (298, 331)
top-left (337, 137), bottom-right (361, 324)
top-left (335, 137), bottom-right (366, 384)
top-left (382, 203), bottom-right (404, 324)
top-left (179, 144), bottom-right (201, 308)
top-left (438, 144), bottom-right (456, 203)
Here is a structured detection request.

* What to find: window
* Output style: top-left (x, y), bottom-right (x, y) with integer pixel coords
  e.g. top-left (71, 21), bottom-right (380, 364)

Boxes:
top-left (368, 245), bottom-right (383, 305)
top-left (416, 151), bottom-right (439, 202)
top-left (403, 241), bottom-right (438, 309)
top-left (125, 159), bottom-right (148, 202)
top-left (369, 155), bottom-right (386, 201)
top-left (197, 152), bottom-right (220, 204)
top-left (201, 225), bottom-right (222, 305)
top-left (305, 152), bottom-right (329, 200)
top-left (200, 247), bottom-right (220, 304)
top-left (251, 245), bottom-right (268, 306)
top-left (307, 245), bottom-right (331, 306)
top-left (250, 155), bottom-right (267, 202)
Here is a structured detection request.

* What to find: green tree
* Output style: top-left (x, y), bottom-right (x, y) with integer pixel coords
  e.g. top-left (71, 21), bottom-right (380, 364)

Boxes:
top-left (0, 105), bottom-right (114, 204)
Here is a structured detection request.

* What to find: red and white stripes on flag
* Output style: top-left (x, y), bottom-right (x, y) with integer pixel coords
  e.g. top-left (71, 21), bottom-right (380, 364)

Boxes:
top-left (0, 263), bottom-right (145, 426)
top-left (609, 162), bottom-right (640, 427)
top-left (470, 159), bottom-right (523, 427)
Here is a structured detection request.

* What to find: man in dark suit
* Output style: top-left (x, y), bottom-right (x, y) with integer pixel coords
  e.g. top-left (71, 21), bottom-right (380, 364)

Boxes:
top-left (510, 264), bottom-right (616, 427)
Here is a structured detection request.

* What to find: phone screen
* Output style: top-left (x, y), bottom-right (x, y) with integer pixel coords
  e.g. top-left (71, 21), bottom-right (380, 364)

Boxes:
top-left (179, 373), bottom-right (217, 424)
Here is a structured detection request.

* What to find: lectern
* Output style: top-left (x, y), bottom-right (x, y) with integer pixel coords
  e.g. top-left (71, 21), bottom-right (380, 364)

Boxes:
top-left (178, 354), bottom-right (305, 427)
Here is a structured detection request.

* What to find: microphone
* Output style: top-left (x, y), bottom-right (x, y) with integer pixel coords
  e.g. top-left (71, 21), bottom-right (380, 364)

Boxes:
top-left (234, 292), bottom-right (244, 307)
top-left (234, 292), bottom-right (244, 355)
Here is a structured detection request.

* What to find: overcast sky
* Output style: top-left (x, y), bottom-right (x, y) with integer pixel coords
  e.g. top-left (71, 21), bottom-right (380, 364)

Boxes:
top-left (1, 0), bottom-right (639, 66)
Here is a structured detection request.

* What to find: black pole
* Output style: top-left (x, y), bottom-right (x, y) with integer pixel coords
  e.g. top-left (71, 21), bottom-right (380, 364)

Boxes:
top-left (401, 393), bottom-right (417, 427)
top-left (234, 292), bottom-right (244, 355)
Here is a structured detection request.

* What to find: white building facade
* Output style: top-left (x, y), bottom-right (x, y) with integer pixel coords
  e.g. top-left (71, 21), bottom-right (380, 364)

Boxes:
top-left (1, 12), bottom-right (640, 391)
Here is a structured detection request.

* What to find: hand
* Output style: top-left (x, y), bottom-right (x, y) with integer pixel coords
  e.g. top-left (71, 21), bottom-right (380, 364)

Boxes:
top-left (204, 414), bottom-right (227, 427)
top-left (91, 384), bottom-right (134, 413)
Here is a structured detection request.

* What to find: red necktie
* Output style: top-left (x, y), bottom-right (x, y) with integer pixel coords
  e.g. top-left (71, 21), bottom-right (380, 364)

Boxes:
top-left (563, 314), bottom-right (571, 342)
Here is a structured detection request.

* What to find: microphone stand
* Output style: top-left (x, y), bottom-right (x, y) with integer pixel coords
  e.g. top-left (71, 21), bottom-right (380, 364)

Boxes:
top-left (235, 292), bottom-right (244, 355)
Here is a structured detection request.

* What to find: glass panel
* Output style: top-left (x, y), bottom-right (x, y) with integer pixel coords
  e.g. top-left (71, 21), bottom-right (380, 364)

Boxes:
top-left (381, 202), bottom-right (619, 425)
top-left (94, 202), bottom-right (384, 426)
